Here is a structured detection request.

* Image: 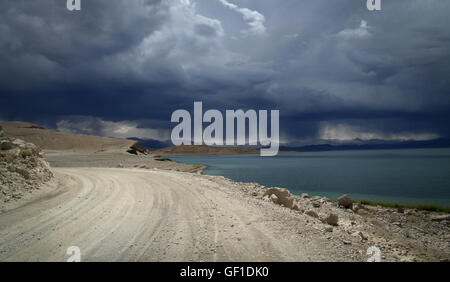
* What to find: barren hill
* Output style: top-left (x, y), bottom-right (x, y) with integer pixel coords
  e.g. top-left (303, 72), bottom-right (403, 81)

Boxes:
top-left (153, 144), bottom-right (260, 156)
top-left (0, 121), bottom-right (135, 152)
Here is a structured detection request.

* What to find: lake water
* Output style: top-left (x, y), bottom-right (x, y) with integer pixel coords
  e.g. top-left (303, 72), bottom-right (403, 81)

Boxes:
top-left (170, 148), bottom-right (450, 206)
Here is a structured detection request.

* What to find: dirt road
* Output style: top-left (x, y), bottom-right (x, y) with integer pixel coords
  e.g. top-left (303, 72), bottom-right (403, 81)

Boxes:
top-left (0, 168), bottom-right (348, 262)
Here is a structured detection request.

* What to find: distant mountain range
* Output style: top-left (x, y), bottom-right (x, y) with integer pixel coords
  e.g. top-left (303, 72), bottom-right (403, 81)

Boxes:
top-left (279, 138), bottom-right (450, 152)
top-left (129, 137), bottom-right (450, 153)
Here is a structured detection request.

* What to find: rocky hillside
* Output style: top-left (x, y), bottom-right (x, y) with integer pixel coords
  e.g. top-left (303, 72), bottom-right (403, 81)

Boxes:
top-left (0, 125), bottom-right (53, 203)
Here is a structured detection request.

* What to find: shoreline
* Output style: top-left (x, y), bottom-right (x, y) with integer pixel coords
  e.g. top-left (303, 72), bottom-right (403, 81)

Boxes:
top-left (172, 155), bottom-right (450, 213)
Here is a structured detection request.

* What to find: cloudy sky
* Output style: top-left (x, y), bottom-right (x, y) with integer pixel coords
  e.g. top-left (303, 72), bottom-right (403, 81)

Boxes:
top-left (1, 0), bottom-right (449, 145)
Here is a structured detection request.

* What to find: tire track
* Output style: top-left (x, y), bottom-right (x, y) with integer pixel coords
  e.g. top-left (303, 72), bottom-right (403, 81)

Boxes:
top-left (0, 167), bottom-right (308, 261)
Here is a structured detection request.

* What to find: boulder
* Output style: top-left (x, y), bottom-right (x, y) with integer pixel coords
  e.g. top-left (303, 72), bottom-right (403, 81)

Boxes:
top-left (305, 209), bottom-right (318, 218)
top-left (310, 196), bottom-right (321, 201)
top-left (11, 139), bottom-right (28, 148)
top-left (127, 141), bottom-right (150, 155)
top-left (320, 197), bottom-right (331, 203)
top-left (3, 147), bottom-right (20, 157)
top-left (270, 194), bottom-right (279, 204)
top-left (337, 194), bottom-right (353, 209)
top-left (352, 203), bottom-right (361, 212)
top-left (357, 209), bottom-right (369, 216)
top-left (312, 201), bottom-right (321, 208)
top-left (323, 213), bottom-right (339, 226)
top-left (351, 231), bottom-right (368, 241)
top-left (279, 196), bottom-right (295, 209)
top-left (0, 141), bottom-right (15, 151)
top-left (264, 188), bottom-right (295, 209)
top-left (264, 187), bottom-right (291, 199)
top-left (301, 193), bottom-right (310, 199)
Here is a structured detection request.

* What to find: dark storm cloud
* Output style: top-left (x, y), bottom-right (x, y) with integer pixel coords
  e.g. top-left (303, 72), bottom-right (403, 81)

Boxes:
top-left (0, 0), bottom-right (449, 143)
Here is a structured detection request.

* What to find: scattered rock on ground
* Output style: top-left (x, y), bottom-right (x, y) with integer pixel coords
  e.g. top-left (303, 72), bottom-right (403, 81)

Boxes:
top-left (323, 213), bottom-right (339, 226)
top-left (269, 194), bottom-right (279, 204)
top-left (305, 209), bottom-right (319, 218)
top-left (127, 141), bottom-right (150, 155)
top-left (264, 187), bottom-right (295, 209)
top-left (352, 203), bottom-right (361, 212)
top-left (351, 231), bottom-right (368, 241)
top-left (337, 194), bottom-right (353, 209)
top-left (431, 215), bottom-right (450, 222)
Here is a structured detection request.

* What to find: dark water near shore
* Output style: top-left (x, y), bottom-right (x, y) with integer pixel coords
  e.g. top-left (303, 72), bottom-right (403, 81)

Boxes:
top-left (170, 148), bottom-right (450, 206)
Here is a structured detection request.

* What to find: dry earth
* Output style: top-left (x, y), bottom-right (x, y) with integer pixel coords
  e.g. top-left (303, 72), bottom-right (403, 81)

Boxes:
top-left (0, 167), bottom-right (367, 262)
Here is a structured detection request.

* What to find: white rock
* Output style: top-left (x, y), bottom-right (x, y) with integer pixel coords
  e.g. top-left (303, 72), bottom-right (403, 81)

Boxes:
top-left (263, 187), bottom-right (295, 209)
top-left (301, 193), bottom-right (310, 199)
top-left (270, 194), bottom-right (279, 204)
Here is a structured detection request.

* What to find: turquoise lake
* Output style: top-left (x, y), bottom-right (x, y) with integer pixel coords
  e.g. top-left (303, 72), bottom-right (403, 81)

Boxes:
top-left (170, 148), bottom-right (450, 206)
